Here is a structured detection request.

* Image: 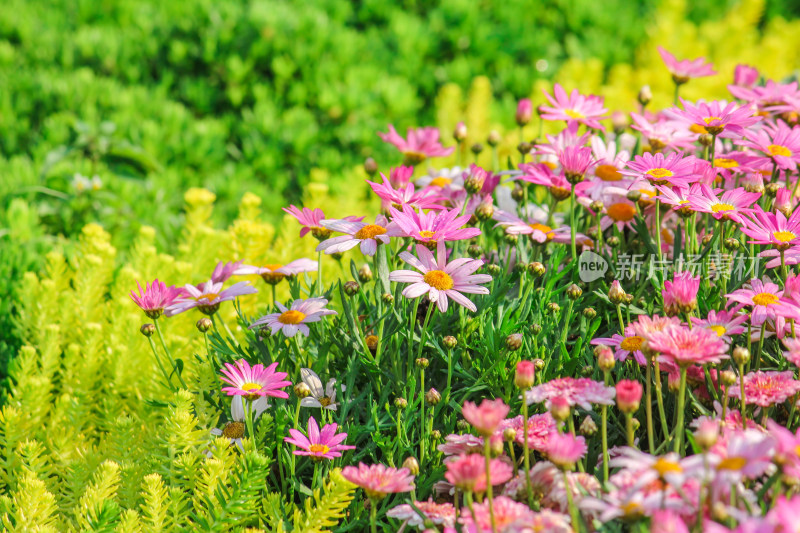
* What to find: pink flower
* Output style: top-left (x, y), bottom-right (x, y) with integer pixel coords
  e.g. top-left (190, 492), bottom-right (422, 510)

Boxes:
top-left (630, 112), bottom-right (697, 153)
top-left (658, 46), bottom-right (717, 83)
top-left (387, 500), bottom-right (456, 529)
top-left (389, 241), bottom-right (491, 313)
top-left (726, 278), bottom-right (800, 326)
top-left (219, 359), bottom-right (291, 400)
top-left (378, 124), bottom-right (454, 164)
top-left (621, 152), bottom-right (698, 187)
top-left (685, 185), bottom-right (761, 223)
top-left (516, 98), bottom-right (533, 126)
top-left (458, 495), bottom-right (536, 531)
top-left (539, 83), bottom-right (608, 131)
top-left (651, 510), bottom-right (690, 533)
top-left (249, 298), bottom-right (336, 338)
top-left (591, 332), bottom-right (647, 365)
top-left (646, 325), bottom-right (729, 368)
top-left (368, 173), bottom-right (446, 211)
top-left (526, 377), bottom-right (615, 411)
top-left (491, 210), bottom-right (575, 245)
top-left (342, 463), bottom-right (415, 500)
top-left (662, 271), bottom-right (700, 316)
top-left (666, 98), bottom-right (760, 138)
top-left (615, 380), bottom-right (643, 413)
top-left (733, 64), bottom-right (759, 88)
top-left (389, 205), bottom-right (481, 244)
top-left (316, 215), bottom-right (402, 256)
top-left (437, 433), bottom-right (485, 456)
top-left (610, 448), bottom-right (700, 492)
top-left (515, 361), bottom-right (535, 389)
top-left (165, 280), bottom-right (257, 317)
top-left (234, 258), bottom-right (317, 285)
top-left (130, 279), bottom-right (182, 319)
top-left (283, 205), bottom-right (328, 239)
top-left (504, 414), bottom-right (557, 451)
top-left (729, 79), bottom-right (800, 112)
top-left (768, 495), bottom-right (800, 532)
top-left (545, 433), bottom-right (587, 469)
top-left (709, 429), bottom-right (775, 482)
top-left (728, 371), bottom-right (800, 407)
top-left (738, 120), bottom-right (800, 170)
top-left (783, 337), bottom-right (800, 367)
top-left (211, 261), bottom-right (243, 283)
top-left (284, 416), bottom-right (354, 461)
top-left (690, 309), bottom-right (748, 343)
top-left (462, 398), bottom-right (510, 436)
top-left (444, 453), bottom-right (513, 492)
top-left (558, 145), bottom-right (596, 182)
top-left (740, 205), bottom-right (800, 250)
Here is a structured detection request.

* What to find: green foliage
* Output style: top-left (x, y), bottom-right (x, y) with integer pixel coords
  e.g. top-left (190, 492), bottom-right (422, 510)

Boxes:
top-left (291, 469), bottom-right (356, 533)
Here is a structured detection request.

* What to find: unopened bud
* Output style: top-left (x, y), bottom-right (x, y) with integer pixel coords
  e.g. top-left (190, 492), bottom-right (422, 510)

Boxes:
top-left (595, 345), bottom-right (616, 373)
top-left (567, 284), bottom-right (582, 300)
top-left (516, 99), bottom-right (533, 126)
top-left (517, 142), bottom-right (532, 156)
top-left (457, 419), bottom-right (470, 431)
top-left (366, 335), bottom-right (379, 353)
top-left (425, 388), bottom-right (441, 406)
top-left (626, 190), bottom-right (642, 202)
top-left (590, 200), bottom-right (604, 212)
top-left (624, 294), bottom-right (634, 305)
top-left (638, 85), bottom-right (652, 107)
top-left (489, 434), bottom-right (504, 457)
top-left (487, 130), bottom-right (502, 147)
top-left (608, 280), bottom-right (626, 304)
top-left (702, 233), bottom-right (715, 246)
top-left (583, 307), bottom-right (597, 319)
top-left (486, 264), bottom-right (502, 277)
top-left (530, 323), bottom-right (542, 335)
top-left (698, 134), bottom-right (713, 147)
top-left (506, 333), bottom-right (523, 351)
top-left (503, 427), bottom-right (517, 442)
top-left (464, 172), bottom-right (486, 194)
top-left (550, 396), bottom-right (571, 422)
top-left (533, 358), bottom-right (545, 371)
top-left (505, 233), bottom-right (519, 246)
top-left (470, 143), bottom-right (484, 155)
top-left (382, 293), bottom-right (394, 304)
top-left (344, 281), bottom-right (360, 296)
top-left (475, 202), bottom-right (494, 221)
top-left (294, 382), bottom-right (311, 398)
top-left (358, 264), bottom-right (373, 283)
top-left (467, 244), bottom-right (482, 258)
top-left (616, 379), bottom-right (643, 414)
top-left (140, 323), bottom-right (156, 337)
top-left (364, 157), bottom-right (378, 176)
top-left (515, 361), bottom-right (535, 389)
top-left (403, 456), bottom-right (420, 476)
top-left (694, 419), bottom-right (719, 451)
top-left (720, 370), bottom-right (737, 387)
top-left (394, 397), bottom-right (408, 410)
top-left (443, 335), bottom-right (458, 349)
top-left (431, 429), bottom-right (442, 440)
top-left (529, 262), bottom-right (546, 277)
top-left (511, 184), bottom-right (525, 202)
top-left (733, 346), bottom-right (751, 366)
top-left (416, 358), bottom-right (430, 370)
top-left (607, 236), bottom-right (620, 248)
top-left (580, 416), bottom-right (598, 436)
top-left (765, 182), bottom-right (780, 197)
top-left (547, 302), bottom-right (561, 314)
top-left (196, 318), bottom-right (212, 333)
top-left (453, 122), bottom-right (468, 142)
top-left (724, 238), bottom-right (740, 251)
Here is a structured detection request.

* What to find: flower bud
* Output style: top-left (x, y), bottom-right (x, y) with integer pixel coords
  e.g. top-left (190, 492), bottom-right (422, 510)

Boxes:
top-left (516, 99), bottom-right (533, 126)
top-left (503, 427), bottom-right (517, 442)
top-left (547, 302), bottom-right (561, 314)
top-left (457, 419), bottom-right (470, 431)
top-left (567, 283), bottom-right (583, 300)
top-left (698, 133), bottom-right (713, 147)
top-left (506, 333), bottom-right (523, 351)
top-left (514, 261), bottom-right (528, 275)
top-left (626, 190), bottom-right (642, 202)
top-left (511, 184), bottom-right (525, 202)
top-left (589, 200), bottom-right (604, 213)
top-left (765, 182), bottom-right (780, 198)
top-left (533, 358), bottom-right (545, 371)
top-left (467, 244), bottom-right (482, 259)
top-left (608, 280), bottom-right (626, 305)
top-left (616, 380), bottom-right (643, 414)
top-left (720, 370), bottom-right (737, 387)
top-left (425, 388), bottom-right (441, 405)
top-left (595, 345), bottom-right (616, 373)
top-left (624, 294), bottom-right (634, 305)
top-left (140, 323), bottom-right (156, 337)
top-left (431, 429), bottom-right (442, 440)
top-left (364, 157), bottom-right (378, 177)
top-left (724, 238), bottom-right (740, 251)
top-left (550, 396), bottom-right (571, 422)
top-left (489, 434), bottom-right (504, 457)
top-left (344, 281), bottom-right (360, 296)
top-left (470, 143), bottom-right (484, 155)
top-left (416, 357), bottom-right (429, 369)
top-left (702, 233), bottom-right (715, 246)
top-left (464, 170), bottom-right (486, 194)
top-left (294, 382), bottom-right (311, 399)
top-left (394, 397), bottom-right (408, 410)
top-left (382, 292), bottom-right (394, 304)
top-left (580, 416), bottom-right (598, 436)
top-left (528, 262), bottom-right (546, 277)
top-left (505, 233), bottom-right (519, 246)
top-left (694, 418), bottom-right (719, 451)
top-left (196, 318), bottom-right (212, 333)
top-left (668, 372), bottom-right (681, 393)
top-left (517, 142), bottom-right (532, 156)
top-left (530, 323), bottom-right (542, 335)
top-left (515, 360), bottom-right (536, 389)
top-left (486, 264), bottom-right (502, 277)
top-left (612, 111), bottom-right (629, 133)
top-left (637, 85), bottom-right (652, 107)
top-left (453, 121), bottom-right (468, 142)
top-left (583, 307), bottom-right (597, 319)
top-left (358, 264), bottom-right (373, 283)
top-left (366, 335), bottom-right (379, 353)
top-left (443, 335), bottom-right (458, 349)
top-left (733, 346), bottom-right (751, 366)
top-left (475, 202), bottom-right (494, 221)
top-left (402, 456), bottom-right (420, 476)
top-left (487, 130), bottom-right (502, 147)
top-left (607, 236), bottom-right (620, 248)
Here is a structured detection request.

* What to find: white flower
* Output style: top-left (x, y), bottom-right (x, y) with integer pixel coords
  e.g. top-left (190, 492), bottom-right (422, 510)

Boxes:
top-left (210, 396), bottom-right (269, 451)
top-left (300, 368), bottom-right (342, 411)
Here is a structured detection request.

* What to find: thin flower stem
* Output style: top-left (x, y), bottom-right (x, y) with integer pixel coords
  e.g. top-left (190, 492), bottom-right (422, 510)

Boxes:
top-left (601, 373), bottom-right (610, 483)
top-left (625, 413), bottom-right (635, 447)
top-left (290, 401), bottom-right (302, 478)
top-left (674, 367), bottom-right (688, 453)
top-left (754, 323), bottom-right (766, 372)
top-left (645, 358), bottom-right (655, 453)
top-left (369, 498), bottom-right (378, 533)
top-left (244, 399), bottom-right (256, 441)
top-left (146, 335), bottom-right (175, 390)
top-left (653, 359), bottom-right (670, 440)
top-left (521, 395), bottom-right (534, 508)
top-left (154, 318), bottom-right (187, 389)
top-left (570, 184), bottom-right (577, 263)
top-left (446, 347), bottom-right (454, 403)
top-left (739, 362), bottom-right (748, 430)
top-left (560, 299), bottom-right (574, 345)
top-left (408, 298), bottom-right (421, 375)
top-left (416, 304), bottom-right (435, 363)
top-left (215, 312), bottom-right (240, 347)
top-left (616, 304), bottom-right (626, 336)
top-left (317, 251), bottom-right (323, 296)
top-left (483, 438), bottom-right (498, 533)
top-left (564, 469), bottom-right (582, 530)
top-left (419, 367), bottom-right (426, 464)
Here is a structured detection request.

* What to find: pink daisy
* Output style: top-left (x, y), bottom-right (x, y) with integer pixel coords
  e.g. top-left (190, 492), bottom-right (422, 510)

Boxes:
top-left (658, 46), bottom-right (717, 84)
top-left (284, 416), bottom-right (354, 461)
top-left (389, 241), bottom-right (491, 313)
top-left (316, 215), bottom-right (402, 256)
top-left (599, 197), bottom-right (640, 232)
top-left (666, 99), bottom-right (761, 138)
top-left (708, 429), bottom-right (775, 482)
top-left (690, 309), bottom-right (748, 343)
top-left (533, 122), bottom-right (592, 157)
top-left (249, 298), bottom-right (337, 338)
top-left (210, 260), bottom-right (244, 283)
top-left (525, 377), bottom-right (615, 411)
top-left (341, 463), bottom-right (415, 500)
top-left (491, 210), bottom-right (575, 245)
top-left (378, 124), bottom-right (454, 165)
top-left (630, 112), bottom-right (698, 153)
top-left (387, 500), bottom-right (456, 529)
top-left (219, 359), bottom-right (291, 400)
top-left (462, 398), bottom-right (509, 436)
top-left (610, 448), bottom-right (701, 491)
top-left (591, 136), bottom-right (631, 182)
top-left (729, 79), bottom-right (800, 111)
top-left (517, 162), bottom-right (586, 202)
top-left (646, 325), bottom-right (729, 368)
top-left (685, 185), bottom-right (760, 223)
top-left (545, 432), bottom-right (588, 470)
top-left (130, 279), bottom-right (183, 319)
top-left (389, 205), bottom-right (481, 244)
top-left (728, 371), bottom-right (800, 407)
top-left (726, 279), bottom-right (800, 326)
top-left (458, 495), bottom-right (537, 532)
top-left (444, 453), bottom-right (513, 492)
top-left (662, 271), bottom-right (700, 316)
top-left (783, 337), bottom-right (800, 367)
top-left (558, 145), bottom-right (596, 182)
top-left (283, 205), bottom-right (329, 240)
top-left (740, 205), bottom-right (800, 250)
top-left (504, 413), bottom-right (558, 451)
top-left (539, 83), bottom-right (608, 131)
top-left (654, 184), bottom-right (694, 216)
top-left (165, 280), bottom-right (257, 317)
top-left (738, 120), bottom-right (800, 170)
top-left (591, 332), bottom-right (647, 365)
top-left (733, 64), bottom-right (759, 88)
top-left (437, 433), bottom-right (485, 456)
top-left (367, 173), bottom-right (446, 211)
top-left (234, 258), bottom-right (317, 285)
top-left (621, 152), bottom-right (698, 186)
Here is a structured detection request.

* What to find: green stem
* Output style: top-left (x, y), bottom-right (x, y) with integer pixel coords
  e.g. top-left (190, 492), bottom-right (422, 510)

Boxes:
top-left (215, 312), bottom-right (240, 347)
top-left (739, 362), bottom-right (748, 430)
top-left (601, 373), bottom-right (609, 483)
top-left (446, 347), bottom-right (454, 403)
top-left (626, 413), bottom-right (635, 447)
top-left (674, 367), bottom-right (688, 453)
top-left (560, 299), bottom-right (574, 345)
top-left (420, 368), bottom-right (426, 464)
top-left (570, 184), bottom-right (577, 263)
top-left (146, 335), bottom-right (175, 390)
top-left (317, 251), bottom-right (323, 296)
top-left (154, 318), bottom-right (187, 389)
top-left (290, 401), bottom-right (302, 477)
top-left (522, 395), bottom-right (534, 507)
top-left (645, 357), bottom-right (655, 454)
top-left (654, 359), bottom-right (670, 441)
top-left (408, 298), bottom-right (421, 376)
top-left (416, 304), bottom-right (435, 363)
top-left (484, 439), bottom-right (498, 533)
top-left (244, 399), bottom-right (256, 441)
top-left (616, 304), bottom-right (626, 336)
top-left (564, 469), bottom-right (582, 530)
top-left (754, 323), bottom-right (766, 372)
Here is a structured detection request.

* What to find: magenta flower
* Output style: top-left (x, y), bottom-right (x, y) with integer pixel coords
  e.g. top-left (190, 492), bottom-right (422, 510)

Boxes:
top-left (657, 46), bottom-right (716, 83)
top-left (249, 298), bottom-right (337, 338)
top-left (219, 359), bottom-right (291, 400)
top-left (516, 98), bottom-right (533, 125)
top-left (685, 185), bottom-right (760, 223)
top-left (733, 64), bottom-right (759, 88)
top-left (783, 337), bottom-right (800, 367)
top-left (728, 371), bottom-right (800, 407)
top-left (389, 241), bottom-right (491, 313)
top-left (539, 83), bottom-right (608, 131)
top-left (738, 120), bottom-right (800, 170)
top-left (211, 261), bottom-right (244, 283)
top-left (727, 278), bottom-right (800, 326)
top-left (387, 500), bottom-right (456, 529)
top-left (389, 205), bottom-right (481, 244)
top-left (591, 332), bottom-right (647, 366)
top-left (518, 162), bottom-right (581, 202)
top-left (504, 413), bottom-right (557, 451)
top-left (444, 453), bottom-right (513, 492)
top-left (615, 380), bottom-right (643, 413)
top-left (316, 215), bottom-right (402, 256)
top-left (368, 173), bottom-right (446, 211)
top-left (234, 258), bottom-right (317, 285)
top-left (492, 210), bottom-right (575, 245)
top-left (545, 433), bottom-right (588, 469)
top-left (284, 416), bottom-right (354, 461)
top-left (341, 463), bottom-right (415, 500)
top-left (630, 112), bottom-right (698, 153)
top-left (459, 495), bottom-right (537, 531)
top-left (437, 433), bottom-right (484, 456)
top-left (558, 145), bottom-right (596, 182)
top-left (283, 205), bottom-right (328, 239)
top-left (621, 152), bottom-right (697, 186)
top-left (740, 205), bottom-right (800, 250)
top-left (462, 398), bottom-right (509, 436)
top-left (646, 325), bottom-right (728, 368)
top-left (690, 309), bottom-right (748, 343)
top-left (165, 280), bottom-right (257, 317)
top-left (526, 377), bottom-right (615, 411)
top-left (130, 279), bottom-right (182, 319)
top-left (729, 79), bottom-right (800, 111)
top-left (666, 98), bottom-right (760, 138)
top-left (662, 271), bottom-right (700, 316)
top-left (378, 124), bottom-right (454, 165)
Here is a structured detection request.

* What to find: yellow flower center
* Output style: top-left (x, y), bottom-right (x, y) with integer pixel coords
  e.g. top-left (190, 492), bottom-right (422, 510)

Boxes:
top-left (309, 444), bottom-right (330, 455)
top-left (607, 203), bottom-right (637, 222)
top-left (689, 124), bottom-right (708, 134)
top-left (621, 501), bottom-right (643, 518)
top-left (222, 422), bottom-right (245, 440)
top-left (774, 231), bottom-right (797, 243)
top-left (646, 168), bottom-right (674, 179)
top-left (703, 116), bottom-right (722, 124)
top-left (318, 397), bottom-right (333, 407)
top-left (714, 158), bottom-right (739, 169)
top-left (195, 292), bottom-right (220, 302)
top-left (354, 224), bottom-right (387, 240)
top-left (260, 263), bottom-right (287, 285)
top-left (652, 457), bottom-right (683, 478)
top-left (529, 223), bottom-right (554, 241)
top-left (278, 310), bottom-right (306, 324)
top-left (717, 456), bottom-right (747, 471)
top-left (543, 161), bottom-right (558, 170)
top-left (595, 164), bottom-right (623, 181)
top-left (752, 292), bottom-right (779, 306)
top-left (402, 150), bottom-right (427, 165)
top-left (768, 144), bottom-right (791, 157)
top-left (620, 336), bottom-right (644, 352)
top-left (429, 177), bottom-right (452, 188)
top-left (241, 383), bottom-right (262, 393)
top-left (708, 325), bottom-right (726, 337)
top-left (423, 270), bottom-right (454, 291)
top-left (711, 203), bottom-right (735, 213)
top-left (565, 109), bottom-right (585, 120)
top-left (418, 230), bottom-right (436, 239)
top-left (264, 263), bottom-right (283, 271)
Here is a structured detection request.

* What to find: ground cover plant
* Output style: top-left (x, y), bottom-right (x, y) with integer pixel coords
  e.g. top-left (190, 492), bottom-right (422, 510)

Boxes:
top-left (4, 35), bottom-right (800, 532)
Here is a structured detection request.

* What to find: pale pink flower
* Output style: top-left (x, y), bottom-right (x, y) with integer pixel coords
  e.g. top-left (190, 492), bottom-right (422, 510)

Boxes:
top-left (491, 210), bottom-right (575, 244)
top-left (504, 414), bottom-right (557, 451)
top-left (341, 463), bottom-right (415, 499)
top-left (733, 64), bottom-right (759, 88)
top-left (284, 416), bottom-right (354, 460)
top-left (539, 83), bottom-right (608, 130)
top-left (389, 241), bottom-right (491, 313)
top-left (210, 261), bottom-right (244, 283)
top-left (166, 280), bottom-right (257, 316)
top-left (728, 371), bottom-right (800, 407)
top-left (545, 433), bottom-right (587, 469)
top-left (591, 332), bottom-right (647, 365)
top-left (437, 433), bottom-right (484, 456)
top-left (726, 279), bottom-right (800, 326)
top-left (630, 112), bottom-right (697, 153)
top-left (766, 420), bottom-right (800, 479)
top-left (768, 495), bottom-right (800, 532)
top-left (458, 495), bottom-right (537, 532)
top-left (368, 172), bottom-right (446, 211)
top-left (389, 205), bottom-right (481, 243)
top-left (526, 377), bottom-right (615, 410)
top-left (690, 309), bottom-right (748, 343)
top-left (234, 258), bottom-right (317, 285)
top-left (130, 279), bottom-right (182, 319)
top-left (662, 271), bottom-right (700, 316)
top-left (651, 509), bottom-right (690, 533)
top-left (646, 325), bottom-right (729, 368)
top-left (316, 215), bottom-right (401, 256)
top-left (783, 337), bottom-right (800, 367)
top-left (249, 298), bottom-right (336, 338)
top-left (378, 124), bottom-right (454, 164)
top-left (666, 98), bottom-right (761, 138)
top-left (283, 205), bottom-right (361, 240)
top-left (387, 500), bottom-right (456, 529)
top-left (219, 359), bottom-right (291, 400)
top-left (708, 429), bottom-right (775, 482)
top-left (462, 398), bottom-right (510, 436)
top-left (610, 448), bottom-right (701, 491)
top-left (658, 46), bottom-right (717, 83)
top-left (444, 453), bottom-right (513, 492)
